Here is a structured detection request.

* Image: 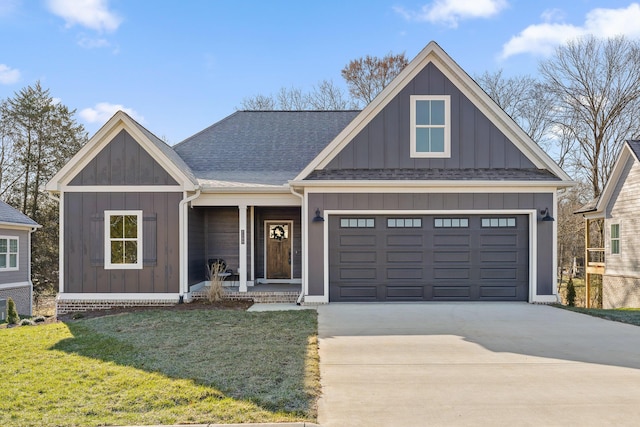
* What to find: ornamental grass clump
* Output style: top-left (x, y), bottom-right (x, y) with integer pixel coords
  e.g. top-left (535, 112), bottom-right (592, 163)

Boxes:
top-left (6, 298), bottom-right (19, 325)
top-left (205, 261), bottom-right (225, 302)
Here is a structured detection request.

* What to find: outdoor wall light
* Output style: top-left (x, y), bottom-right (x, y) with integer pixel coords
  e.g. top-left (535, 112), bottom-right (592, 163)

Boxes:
top-left (540, 207), bottom-right (554, 222)
top-left (312, 208), bottom-right (325, 222)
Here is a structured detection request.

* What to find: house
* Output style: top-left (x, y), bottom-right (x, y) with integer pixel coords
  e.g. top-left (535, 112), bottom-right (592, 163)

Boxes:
top-left (0, 200), bottom-right (40, 316)
top-left (46, 41), bottom-right (573, 314)
top-left (576, 140), bottom-right (640, 308)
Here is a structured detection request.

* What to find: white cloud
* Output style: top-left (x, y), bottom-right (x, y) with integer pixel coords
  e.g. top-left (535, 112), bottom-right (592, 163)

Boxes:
top-left (46, 0), bottom-right (122, 32)
top-left (0, 64), bottom-right (20, 84)
top-left (80, 103), bottom-right (144, 125)
top-left (77, 36), bottom-right (110, 49)
top-left (501, 3), bottom-right (640, 58)
top-left (394, 0), bottom-right (508, 28)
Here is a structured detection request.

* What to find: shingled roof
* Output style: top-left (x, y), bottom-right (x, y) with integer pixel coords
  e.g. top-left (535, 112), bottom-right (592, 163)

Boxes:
top-left (173, 111), bottom-right (360, 186)
top-left (0, 200), bottom-right (39, 227)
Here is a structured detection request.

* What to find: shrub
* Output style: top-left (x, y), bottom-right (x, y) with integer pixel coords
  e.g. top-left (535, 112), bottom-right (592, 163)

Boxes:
top-left (566, 277), bottom-right (576, 307)
top-left (19, 318), bottom-right (35, 326)
top-left (7, 297), bottom-right (19, 324)
top-left (33, 316), bottom-right (46, 323)
top-left (205, 261), bottom-right (225, 303)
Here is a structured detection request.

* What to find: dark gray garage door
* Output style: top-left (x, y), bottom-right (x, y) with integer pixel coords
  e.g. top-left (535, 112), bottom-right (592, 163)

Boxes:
top-left (329, 215), bottom-right (529, 301)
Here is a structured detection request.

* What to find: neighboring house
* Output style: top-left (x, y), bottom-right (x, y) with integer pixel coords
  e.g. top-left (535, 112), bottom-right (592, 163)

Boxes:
top-left (0, 200), bottom-right (40, 316)
top-left (576, 140), bottom-right (640, 308)
top-left (46, 41), bottom-right (573, 313)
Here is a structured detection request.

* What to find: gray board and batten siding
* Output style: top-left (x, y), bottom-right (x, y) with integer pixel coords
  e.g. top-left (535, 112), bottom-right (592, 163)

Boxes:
top-left (64, 192), bottom-right (181, 294)
top-left (69, 129), bottom-right (179, 186)
top-left (0, 228), bottom-right (31, 286)
top-left (306, 192), bottom-right (555, 300)
top-left (324, 63), bottom-right (538, 172)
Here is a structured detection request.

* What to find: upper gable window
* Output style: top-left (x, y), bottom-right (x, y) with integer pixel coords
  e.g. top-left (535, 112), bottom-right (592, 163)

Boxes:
top-left (410, 95), bottom-right (451, 158)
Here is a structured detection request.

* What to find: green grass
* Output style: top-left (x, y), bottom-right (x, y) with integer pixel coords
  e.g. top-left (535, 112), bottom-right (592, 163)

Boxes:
top-left (555, 305), bottom-right (640, 326)
top-left (0, 308), bottom-right (319, 427)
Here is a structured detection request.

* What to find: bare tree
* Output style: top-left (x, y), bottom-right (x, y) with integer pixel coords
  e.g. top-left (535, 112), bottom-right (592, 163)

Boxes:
top-left (239, 80), bottom-right (355, 111)
top-left (476, 70), bottom-right (558, 153)
top-left (539, 35), bottom-right (640, 198)
top-left (341, 52), bottom-right (408, 106)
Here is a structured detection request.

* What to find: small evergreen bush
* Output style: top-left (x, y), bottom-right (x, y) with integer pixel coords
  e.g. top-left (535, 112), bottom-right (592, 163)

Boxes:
top-left (33, 316), bottom-right (46, 323)
top-left (566, 277), bottom-right (576, 307)
top-left (7, 297), bottom-right (19, 324)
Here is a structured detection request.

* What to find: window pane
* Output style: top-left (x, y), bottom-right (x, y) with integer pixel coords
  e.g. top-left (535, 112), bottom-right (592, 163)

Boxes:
top-left (430, 100), bottom-right (445, 125)
top-left (0, 239), bottom-right (7, 253)
top-left (0, 254), bottom-right (5, 268)
top-left (110, 215), bottom-right (123, 238)
top-left (490, 218), bottom-right (499, 227)
top-left (366, 219), bottom-right (375, 227)
top-left (430, 128), bottom-right (445, 152)
top-left (388, 219), bottom-right (395, 228)
top-left (416, 100), bottom-right (430, 125)
top-left (356, 219), bottom-right (365, 227)
top-left (124, 241), bottom-right (138, 264)
top-left (111, 241), bottom-right (124, 264)
top-left (341, 219), bottom-right (349, 228)
top-left (507, 218), bottom-right (515, 227)
top-left (413, 219), bottom-right (422, 227)
top-left (9, 254), bottom-right (16, 268)
top-left (612, 240), bottom-right (620, 254)
top-left (443, 218), bottom-right (452, 227)
top-left (349, 219), bottom-right (357, 227)
top-left (461, 219), bottom-right (469, 227)
top-left (611, 224), bottom-right (619, 238)
top-left (452, 219), bottom-right (460, 227)
top-left (416, 128), bottom-right (430, 152)
top-left (481, 219), bottom-right (489, 227)
top-left (123, 215), bottom-right (138, 238)
top-left (397, 219), bottom-right (405, 227)
top-left (9, 239), bottom-right (17, 253)
top-left (499, 218), bottom-right (507, 227)
top-left (434, 219), bottom-right (442, 228)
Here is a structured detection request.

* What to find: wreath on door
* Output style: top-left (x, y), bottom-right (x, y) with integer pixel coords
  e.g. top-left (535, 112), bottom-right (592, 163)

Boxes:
top-left (270, 225), bottom-right (286, 241)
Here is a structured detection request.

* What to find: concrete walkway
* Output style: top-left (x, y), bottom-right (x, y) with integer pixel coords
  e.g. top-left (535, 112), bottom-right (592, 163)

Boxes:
top-left (317, 303), bottom-right (640, 426)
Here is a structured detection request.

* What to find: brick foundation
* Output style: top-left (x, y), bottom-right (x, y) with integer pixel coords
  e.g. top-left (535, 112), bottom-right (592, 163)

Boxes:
top-left (192, 289), bottom-right (299, 304)
top-left (56, 298), bottom-right (177, 315)
top-left (603, 275), bottom-right (640, 309)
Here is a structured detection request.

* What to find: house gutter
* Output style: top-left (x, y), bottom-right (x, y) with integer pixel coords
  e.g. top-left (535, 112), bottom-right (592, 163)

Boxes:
top-left (289, 185), bottom-right (305, 305)
top-left (179, 188), bottom-right (201, 301)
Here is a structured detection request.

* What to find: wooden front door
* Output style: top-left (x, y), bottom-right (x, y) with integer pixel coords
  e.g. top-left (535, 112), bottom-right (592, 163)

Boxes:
top-left (266, 221), bottom-right (292, 280)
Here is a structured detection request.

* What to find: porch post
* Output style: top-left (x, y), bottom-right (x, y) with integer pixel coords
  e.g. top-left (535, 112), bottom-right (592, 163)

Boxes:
top-left (239, 204), bottom-right (248, 292)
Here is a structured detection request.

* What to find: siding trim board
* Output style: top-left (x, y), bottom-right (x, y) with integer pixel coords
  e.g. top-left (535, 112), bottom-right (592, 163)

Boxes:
top-left (315, 209), bottom-right (547, 304)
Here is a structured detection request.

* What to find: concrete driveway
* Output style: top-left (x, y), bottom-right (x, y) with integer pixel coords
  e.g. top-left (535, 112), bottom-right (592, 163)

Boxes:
top-left (317, 303), bottom-right (640, 426)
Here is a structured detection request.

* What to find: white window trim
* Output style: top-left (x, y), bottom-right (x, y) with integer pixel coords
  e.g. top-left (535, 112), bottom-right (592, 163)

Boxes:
top-left (104, 210), bottom-right (143, 270)
top-left (610, 222), bottom-right (620, 256)
top-left (0, 235), bottom-right (19, 271)
top-left (410, 95), bottom-right (451, 158)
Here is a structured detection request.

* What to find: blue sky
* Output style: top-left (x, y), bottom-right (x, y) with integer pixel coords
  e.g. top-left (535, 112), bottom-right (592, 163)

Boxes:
top-left (2, 0), bottom-right (640, 144)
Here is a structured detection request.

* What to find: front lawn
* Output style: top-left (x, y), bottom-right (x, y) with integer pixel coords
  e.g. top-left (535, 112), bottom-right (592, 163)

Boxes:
top-left (556, 305), bottom-right (640, 326)
top-left (0, 308), bottom-right (319, 427)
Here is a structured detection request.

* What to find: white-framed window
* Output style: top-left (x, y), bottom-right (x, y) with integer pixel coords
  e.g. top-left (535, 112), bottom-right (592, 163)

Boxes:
top-left (410, 95), bottom-right (451, 158)
top-left (388, 218), bottom-right (422, 228)
top-left (0, 236), bottom-right (18, 271)
top-left (611, 223), bottom-right (620, 255)
top-left (105, 210), bottom-right (143, 269)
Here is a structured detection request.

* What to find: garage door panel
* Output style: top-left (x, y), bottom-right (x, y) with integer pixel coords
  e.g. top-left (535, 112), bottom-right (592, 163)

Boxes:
top-left (387, 268), bottom-right (423, 279)
top-left (387, 234), bottom-right (423, 246)
top-left (433, 286), bottom-right (470, 298)
top-left (340, 235), bottom-right (376, 246)
top-left (480, 268), bottom-right (518, 280)
top-left (480, 286), bottom-right (517, 298)
top-left (433, 250), bottom-right (470, 262)
top-left (387, 251), bottom-right (423, 263)
top-left (340, 251), bottom-right (377, 263)
top-left (330, 215), bottom-right (529, 302)
top-left (338, 268), bottom-right (377, 280)
top-left (434, 268), bottom-right (470, 279)
top-left (386, 286), bottom-right (424, 299)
